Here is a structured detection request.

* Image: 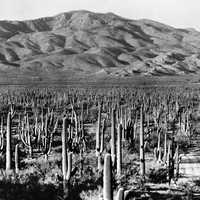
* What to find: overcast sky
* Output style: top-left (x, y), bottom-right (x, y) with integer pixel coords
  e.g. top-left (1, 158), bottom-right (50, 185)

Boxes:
top-left (1, 0), bottom-right (200, 30)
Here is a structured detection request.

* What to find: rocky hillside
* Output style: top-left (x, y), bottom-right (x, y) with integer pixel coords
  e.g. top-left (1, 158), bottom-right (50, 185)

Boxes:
top-left (1, 10), bottom-right (200, 81)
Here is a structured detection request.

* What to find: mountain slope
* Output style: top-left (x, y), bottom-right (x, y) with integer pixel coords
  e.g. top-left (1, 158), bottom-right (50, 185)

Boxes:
top-left (1, 10), bottom-right (200, 82)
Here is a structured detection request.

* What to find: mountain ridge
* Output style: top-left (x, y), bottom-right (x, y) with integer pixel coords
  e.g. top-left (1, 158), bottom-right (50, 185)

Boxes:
top-left (0, 10), bottom-right (200, 83)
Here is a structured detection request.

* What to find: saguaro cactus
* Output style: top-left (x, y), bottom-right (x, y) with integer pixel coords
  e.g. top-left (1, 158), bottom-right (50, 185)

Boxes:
top-left (62, 116), bottom-right (74, 200)
top-left (111, 108), bottom-right (116, 165)
top-left (167, 139), bottom-right (175, 184)
top-left (81, 102), bottom-right (84, 138)
top-left (166, 140), bottom-right (171, 168)
top-left (117, 123), bottom-right (122, 176)
top-left (0, 117), bottom-right (4, 152)
top-left (19, 115), bottom-right (33, 158)
top-left (163, 131), bottom-right (167, 163)
top-left (157, 129), bottom-right (162, 163)
top-left (62, 116), bottom-right (73, 182)
top-left (174, 144), bottom-right (180, 180)
top-left (66, 152), bottom-right (72, 181)
top-left (116, 188), bottom-right (124, 200)
top-left (100, 119), bottom-right (105, 153)
top-left (6, 112), bottom-right (11, 171)
top-left (140, 106), bottom-right (145, 178)
top-left (62, 117), bottom-right (68, 180)
top-left (103, 153), bottom-right (113, 200)
top-left (15, 144), bottom-right (19, 173)
top-left (96, 102), bottom-right (102, 156)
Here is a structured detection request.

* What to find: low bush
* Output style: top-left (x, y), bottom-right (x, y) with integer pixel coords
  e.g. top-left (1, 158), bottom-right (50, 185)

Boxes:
top-left (147, 166), bottom-right (168, 183)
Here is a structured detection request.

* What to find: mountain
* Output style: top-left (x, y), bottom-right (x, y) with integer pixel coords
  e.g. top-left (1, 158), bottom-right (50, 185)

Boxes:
top-left (1, 10), bottom-right (200, 83)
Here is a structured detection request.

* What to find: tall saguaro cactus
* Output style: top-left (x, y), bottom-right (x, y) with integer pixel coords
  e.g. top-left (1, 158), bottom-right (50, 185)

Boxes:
top-left (163, 130), bottom-right (167, 163)
top-left (117, 123), bottom-right (122, 176)
top-left (0, 117), bottom-right (4, 152)
top-left (103, 153), bottom-right (113, 200)
top-left (96, 102), bottom-right (101, 156)
top-left (111, 108), bottom-right (116, 165)
top-left (62, 116), bottom-right (73, 183)
top-left (62, 117), bottom-right (69, 180)
top-left (6, 112), bottom-right (11, 171)
top-left (167, 140), bottom-right (172, 184)
top-left (174, 144), bottom-right (180, 180)
top-left (62, 116), bottom-right (75, 200)
top-left (140, 106), bottom-right (145, 178)
top-left (100, 119), bottom-right (105, 153)
top-left (15, 144), bottom-right (19, 173)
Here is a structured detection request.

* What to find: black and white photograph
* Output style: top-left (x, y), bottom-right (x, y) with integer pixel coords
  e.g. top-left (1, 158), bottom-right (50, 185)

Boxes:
top-left (0, 0), bottom-right (199, 199)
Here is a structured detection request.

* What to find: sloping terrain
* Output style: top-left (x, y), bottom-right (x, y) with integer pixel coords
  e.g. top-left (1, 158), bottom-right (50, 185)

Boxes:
top-left (1, 10), bottom-right (200, 82)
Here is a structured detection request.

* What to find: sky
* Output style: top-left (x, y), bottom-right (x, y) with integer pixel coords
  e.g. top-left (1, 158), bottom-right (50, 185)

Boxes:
top-left (1, 0), bottom-right (200, 30)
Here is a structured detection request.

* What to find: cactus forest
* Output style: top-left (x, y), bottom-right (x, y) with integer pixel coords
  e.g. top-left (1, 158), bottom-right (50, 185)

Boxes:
top-left (0, 85), bottom-right (199, 200)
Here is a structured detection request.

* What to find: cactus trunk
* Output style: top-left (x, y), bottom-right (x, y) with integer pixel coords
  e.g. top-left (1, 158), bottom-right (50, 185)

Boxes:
top-left (103, 153), bottom-right (113, 200)
top-left (66, 152), bottom-right (72, 181)
top-left (6, 112), bottom-right (11, 171)
top-left (111, 108), bottom-right (116, 165)
top-left (100, 119), bottom-right (105, 153)
top-left (116, 188), bottom-right (124, 200)
top-left (96, 103), bottom-right (101, 155)
top-left (139, 106), bottom-right (145, 178)
top-left (15, 144), bottom-right (19, 173)
top-left (117, 124), bottom-right (122, 176)
top-left (62, 117), bottom-right (68, 180)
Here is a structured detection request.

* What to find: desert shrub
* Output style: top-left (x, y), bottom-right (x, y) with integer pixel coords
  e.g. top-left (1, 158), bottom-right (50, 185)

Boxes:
top-left (125, 137), bottom-right (140, 154)
top-left (147, 166), bottom-right (168, 183)
top-left (0, 171), bottom-right (58, 200)
top-left (191, 179), bottom-right (200, 192)
top-left (84, 106), bottom-right (98, 123)
top-left (80, 187), bottom-right (102, 200)
top-left (175, 135), bottom-right (191, 153)
top-left (193, 179), bottom-right (200, 187)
